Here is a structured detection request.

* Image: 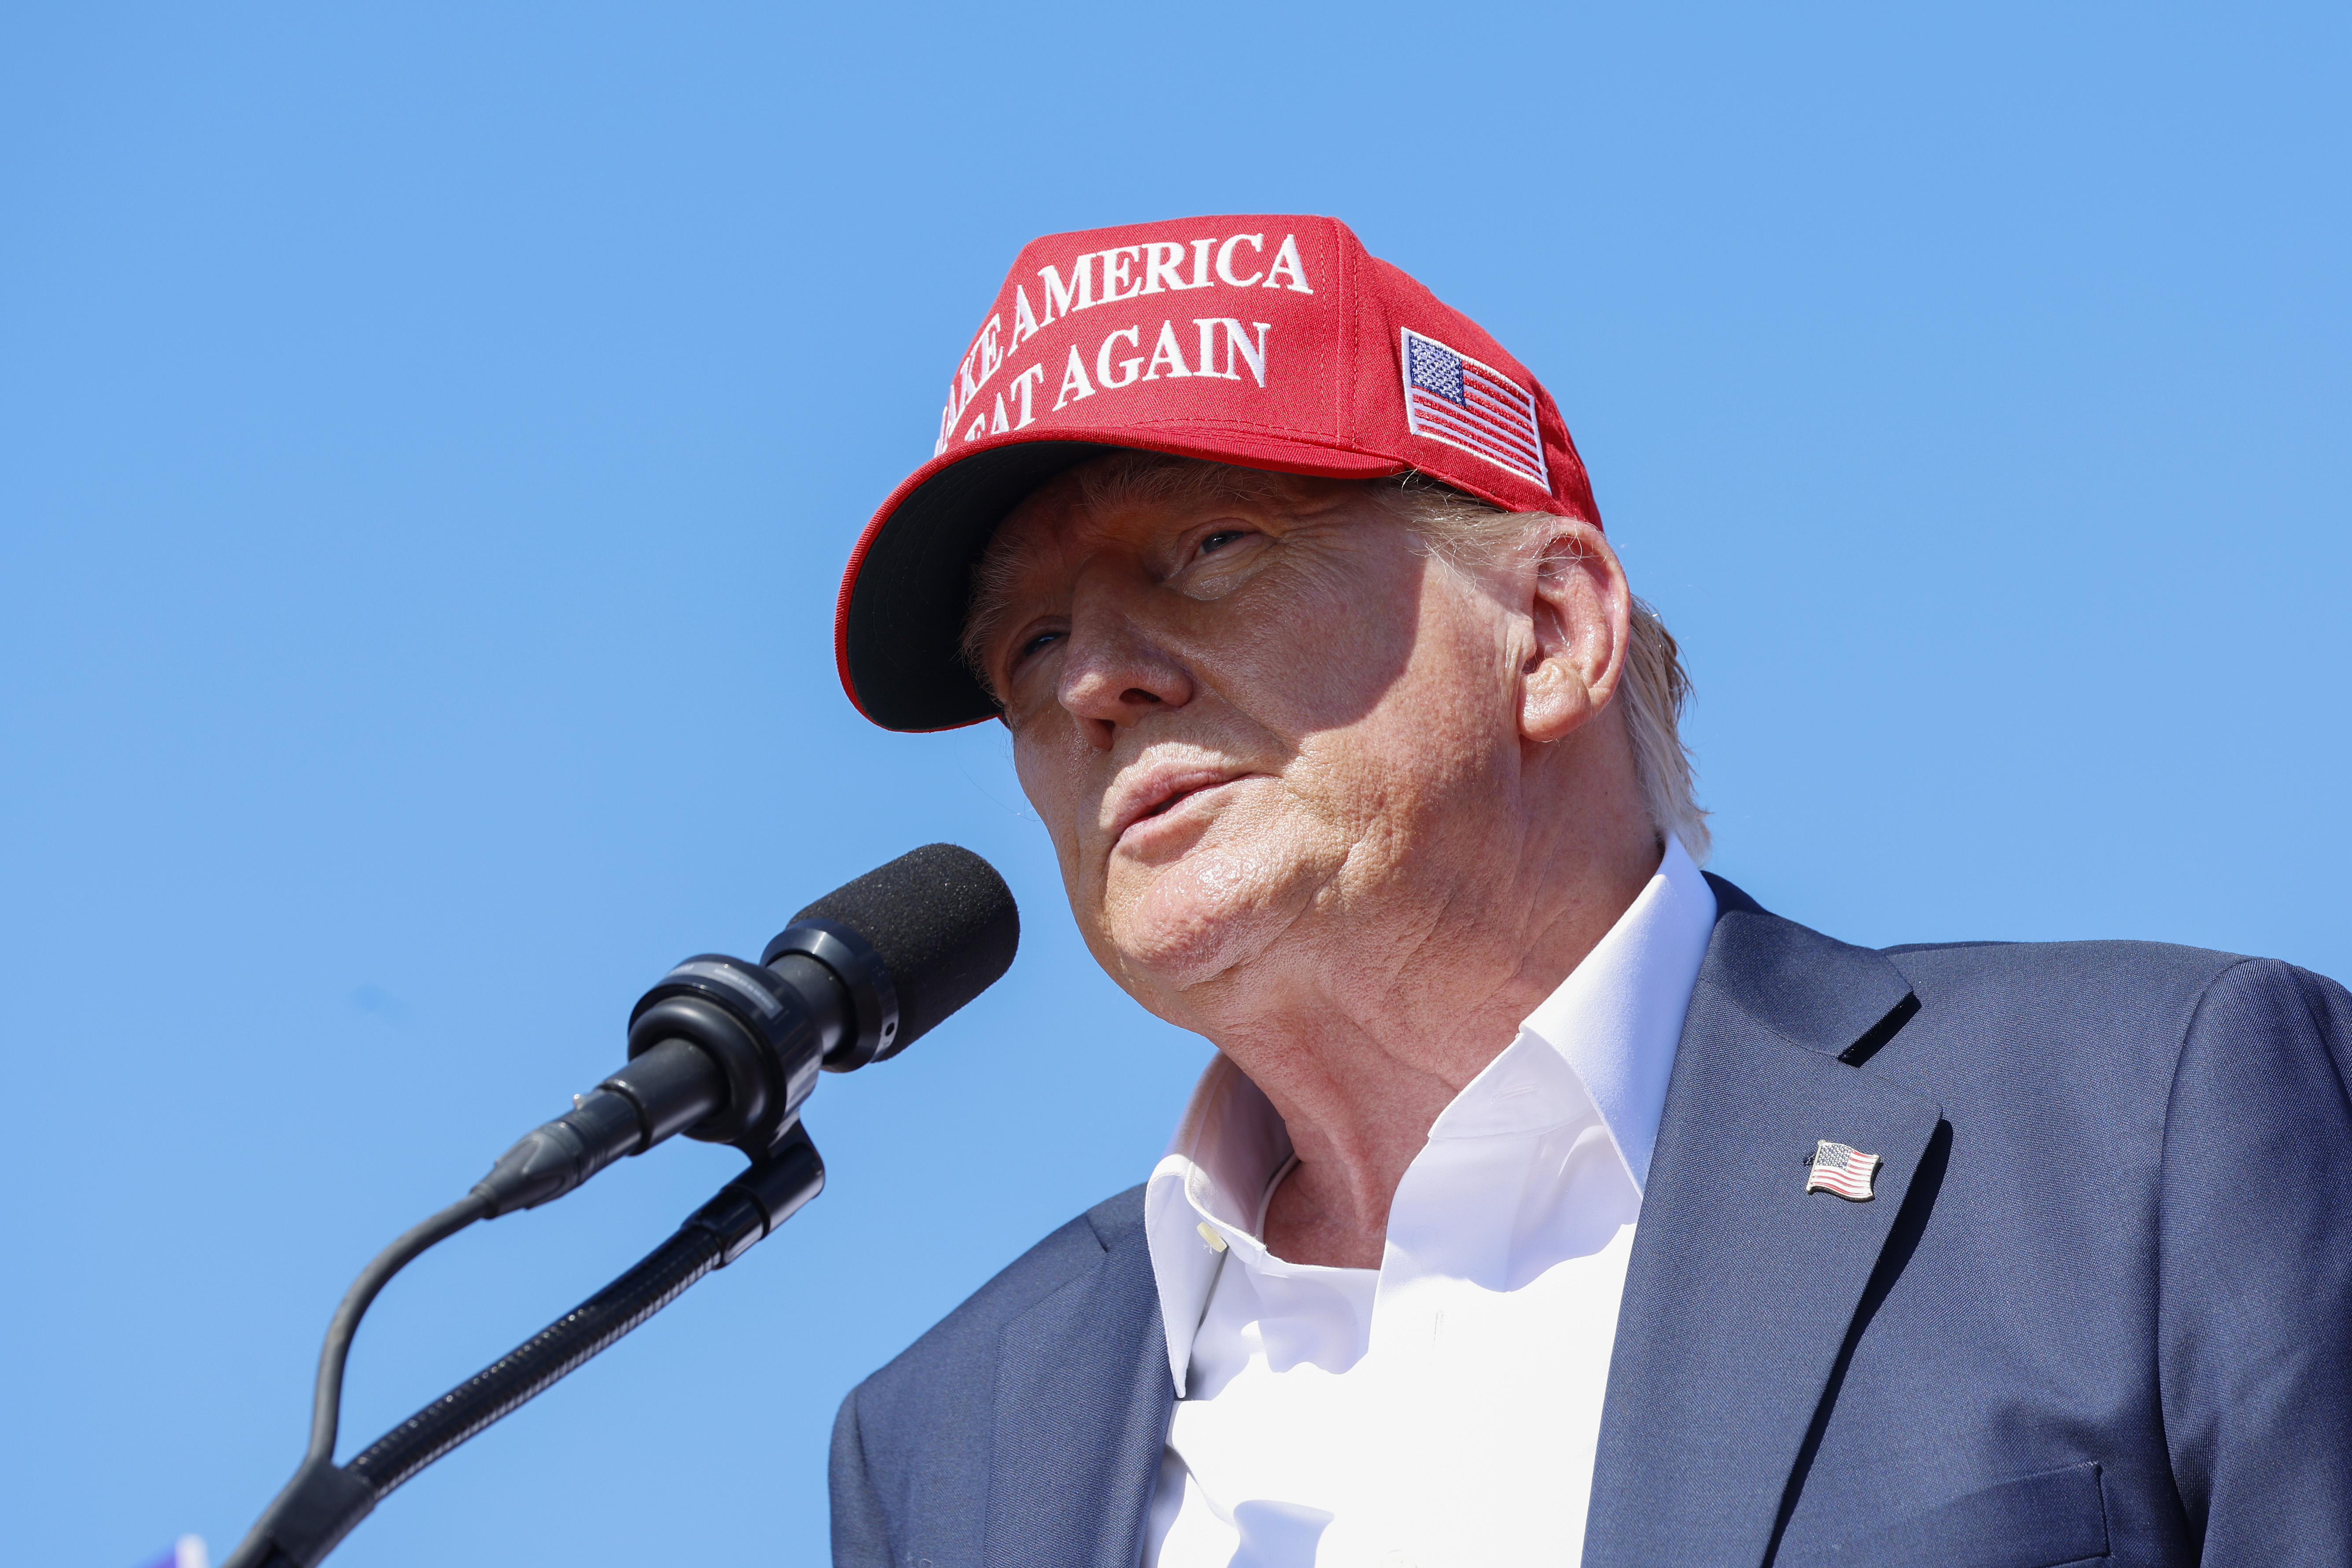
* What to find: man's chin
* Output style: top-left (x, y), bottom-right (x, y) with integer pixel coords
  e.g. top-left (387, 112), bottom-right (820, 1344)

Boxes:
top-left (1102, 846), bottom-right (1302, 997)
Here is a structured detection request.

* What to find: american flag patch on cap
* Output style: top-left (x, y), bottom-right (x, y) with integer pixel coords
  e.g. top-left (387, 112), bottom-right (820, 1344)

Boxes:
top-left (1401, 328), bottom-right (1548, 487)
top-left (1805, 1140), bottom-right (1881, 1201)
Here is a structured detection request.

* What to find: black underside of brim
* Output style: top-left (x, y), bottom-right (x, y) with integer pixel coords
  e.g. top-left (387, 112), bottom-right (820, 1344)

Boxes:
top-left (846, 440), bottom-right (1117, 731)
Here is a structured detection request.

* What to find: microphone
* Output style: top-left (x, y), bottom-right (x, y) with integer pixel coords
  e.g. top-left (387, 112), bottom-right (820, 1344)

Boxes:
top-left (471, 843), bottom-right (1017, 1217)
top-left (218, 845), bottom-right (1018, 1568)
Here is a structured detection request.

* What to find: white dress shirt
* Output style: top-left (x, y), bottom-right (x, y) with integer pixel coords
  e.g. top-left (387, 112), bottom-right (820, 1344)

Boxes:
top-left (1141, 835), bottom-right (1718, 1568)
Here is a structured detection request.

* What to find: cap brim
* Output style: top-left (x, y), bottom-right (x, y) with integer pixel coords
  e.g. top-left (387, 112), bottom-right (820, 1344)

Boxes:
top-left (835, 428), bottom-right (1406, 732)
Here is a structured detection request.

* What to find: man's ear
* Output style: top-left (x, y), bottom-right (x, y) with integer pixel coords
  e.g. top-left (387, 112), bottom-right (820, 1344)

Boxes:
top-left (1518, 520), bottom-right (1632, 746)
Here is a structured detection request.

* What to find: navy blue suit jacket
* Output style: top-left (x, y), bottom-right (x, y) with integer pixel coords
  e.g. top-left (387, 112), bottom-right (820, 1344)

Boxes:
top-left (831, 877), bottom-right (2352, 1566)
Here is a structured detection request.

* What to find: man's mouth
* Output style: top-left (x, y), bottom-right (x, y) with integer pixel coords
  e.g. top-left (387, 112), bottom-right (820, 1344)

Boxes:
top-left (1110, 766), bottom-right (1248, 846)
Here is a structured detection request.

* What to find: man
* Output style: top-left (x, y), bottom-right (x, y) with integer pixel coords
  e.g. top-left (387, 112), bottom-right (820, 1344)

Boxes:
top-left (824, 215), bottom-right (2352, 1566)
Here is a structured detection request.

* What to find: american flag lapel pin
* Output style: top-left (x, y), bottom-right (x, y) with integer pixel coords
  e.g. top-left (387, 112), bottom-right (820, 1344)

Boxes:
top-left (1804, 1139), bottom-right (1881, 1201)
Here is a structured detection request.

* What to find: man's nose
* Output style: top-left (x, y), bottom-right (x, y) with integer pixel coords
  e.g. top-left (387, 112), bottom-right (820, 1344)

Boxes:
top-left (1056, 587), bottom-right (1194, 748)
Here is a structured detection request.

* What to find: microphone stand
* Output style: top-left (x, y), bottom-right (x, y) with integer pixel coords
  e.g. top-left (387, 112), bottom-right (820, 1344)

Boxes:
top-left (221, 1125), bottom-right (824, 1568)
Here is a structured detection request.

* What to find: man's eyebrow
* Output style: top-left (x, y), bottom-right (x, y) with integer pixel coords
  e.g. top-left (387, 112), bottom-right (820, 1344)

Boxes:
top-left (955, 460), bottom-right (1316, 691)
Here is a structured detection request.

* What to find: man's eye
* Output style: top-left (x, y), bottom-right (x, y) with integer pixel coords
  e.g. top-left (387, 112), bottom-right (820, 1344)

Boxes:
top-left (1016, 629), bottom-right (1063, 662)
top-left (1200, 529), bottom-right (1247, 556)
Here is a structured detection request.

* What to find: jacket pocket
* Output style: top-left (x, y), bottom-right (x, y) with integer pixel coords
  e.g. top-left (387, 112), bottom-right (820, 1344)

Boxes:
top-left (1822, 1461), bottom-right (2107, 1568)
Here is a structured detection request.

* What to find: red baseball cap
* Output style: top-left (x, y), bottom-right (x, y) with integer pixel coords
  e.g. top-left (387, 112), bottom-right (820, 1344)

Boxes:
top-left (834, 213), bottom-right (1600, 731)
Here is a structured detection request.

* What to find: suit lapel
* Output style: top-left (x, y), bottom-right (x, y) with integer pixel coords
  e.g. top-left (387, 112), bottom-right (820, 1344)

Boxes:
top-left (1582, 877), bottom-right (1943, 1568)
top-left (984, 1194), bottom-right (1174, 1568)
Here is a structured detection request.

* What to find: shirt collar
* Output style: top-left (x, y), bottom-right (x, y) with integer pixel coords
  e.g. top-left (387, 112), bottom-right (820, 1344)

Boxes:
top-left (1142, 834), bottom-right (1718, 1395)
top-left (1517, 832), bottom-right (1714, 1191)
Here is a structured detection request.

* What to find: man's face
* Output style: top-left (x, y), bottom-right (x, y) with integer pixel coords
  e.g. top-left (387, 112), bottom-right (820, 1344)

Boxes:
top-left (970, 461), bottom-right (1541, 1026)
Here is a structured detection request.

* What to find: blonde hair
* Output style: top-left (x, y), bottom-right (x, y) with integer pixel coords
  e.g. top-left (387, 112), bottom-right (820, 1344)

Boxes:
top-left (961, 454), bottom-right (1710, 861)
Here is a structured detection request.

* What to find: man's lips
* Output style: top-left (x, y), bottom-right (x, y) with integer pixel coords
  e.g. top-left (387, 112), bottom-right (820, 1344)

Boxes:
top-left (1107, 766), bottom-right (1250, 847)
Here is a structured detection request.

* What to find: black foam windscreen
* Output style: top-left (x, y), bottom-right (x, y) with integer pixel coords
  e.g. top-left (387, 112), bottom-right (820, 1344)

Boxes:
top-left (792, 843), bottom-right (1019, 1052)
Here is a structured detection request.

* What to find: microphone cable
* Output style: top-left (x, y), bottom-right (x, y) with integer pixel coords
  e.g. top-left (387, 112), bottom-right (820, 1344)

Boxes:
top-left (220, 1133), bottom-right (822, 1568)
top-left (302, 1195), bottom-right (492, 1476)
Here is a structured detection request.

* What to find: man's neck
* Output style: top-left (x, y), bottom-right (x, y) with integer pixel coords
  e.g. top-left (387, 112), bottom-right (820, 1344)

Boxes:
top-left (1204, 828), bottom-right (1663, 1269)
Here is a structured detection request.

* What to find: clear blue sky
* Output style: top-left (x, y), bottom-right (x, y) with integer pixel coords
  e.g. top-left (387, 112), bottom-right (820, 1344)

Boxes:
top-left (3, 4), bottom-right (2345, 1564)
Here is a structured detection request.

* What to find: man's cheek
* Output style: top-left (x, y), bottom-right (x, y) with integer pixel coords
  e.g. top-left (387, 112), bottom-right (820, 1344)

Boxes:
top-left (1011, 740), bottom-right (1070, 834)
top-left (1016, 754), bottom-right (1101, 895)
